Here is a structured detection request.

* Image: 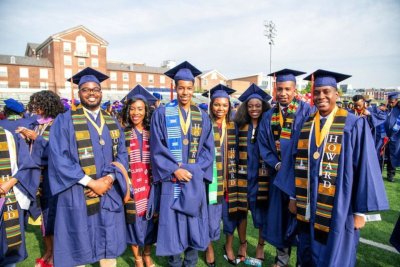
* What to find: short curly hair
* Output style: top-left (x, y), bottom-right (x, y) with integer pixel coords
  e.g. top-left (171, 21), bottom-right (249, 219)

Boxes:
top-left (27, 90), bottom-right (65, 118)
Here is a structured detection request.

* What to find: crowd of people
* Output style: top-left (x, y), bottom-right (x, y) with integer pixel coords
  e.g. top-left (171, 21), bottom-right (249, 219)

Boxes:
top-left (0, 62), bottom-right (399, 267)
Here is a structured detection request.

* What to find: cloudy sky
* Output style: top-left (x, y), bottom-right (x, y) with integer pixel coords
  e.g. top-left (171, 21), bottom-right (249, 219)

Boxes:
top-left (0, 0), bottom-right (399, 88)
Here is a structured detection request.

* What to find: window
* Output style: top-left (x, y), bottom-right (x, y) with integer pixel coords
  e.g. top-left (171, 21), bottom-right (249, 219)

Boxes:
top-left (148, 74), bottom-right (154, 83)
top-left (122, 73), bottom-right (129, 81)
top-left (91, 58), bottom-right (99, 68)
top-left (40, 69), bottom-right (48, 79)
top-left (0, 66), bottom-right (7, 77)
top-left (136, 74), bottom-right (142, 83)
top-left (64, 68), bottom-right (72, 79)
top-left (64, 42), bottom-right (71, 52)
top-left (0, 81), bottom-right (8, 88)
top-left (40, 82), bottom-right (48, 89)
top-left (202, 79), bottom-right (208, 86)
top-left (20, 67), bottom-right (29, 78)
top-left (64, 55), bottom-right (72, 65)
top-left (110, 72), bottom-right (117, 81)
top-left (10, 56), bottom-right (16, 64)
top-left (123, 84), bottom-right (129, 90)
top-left (78, 58), bottom-right (85, 67)
top-left (160, 75), bottom-right (165, 84)
top-left (48, 45), bottom-right (51, 54)
top-left (76, 35), bottom-right (87, 53)
top-left (91, 45), bottom-right (98, 56)
top-left (20, 81), bottom-right (29, 88)
top-left (111, 84), bottom-right (117, 91)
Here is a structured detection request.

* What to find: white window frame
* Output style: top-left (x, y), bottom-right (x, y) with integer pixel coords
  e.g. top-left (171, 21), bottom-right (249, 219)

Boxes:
top-left (136, 73), bottom-right (142, 83)
top-left (78, 58), bottom-right (85, 67)
top-left (148, 74), bottom-right (154, 83)
top-left (63, 42), bottom-right (71, 52)
top-left (122, 72), bottom-right (129, 82)
top-left (111, 84), bottom-right (117, 91)
top-left (64, 55), bottom-right (72, 66)
top-left (40, 68), bottom-right (48, 79)
top-left (20, 81), bottom-right (29, 88)
top-left (0, 66), bottom-right (7, 77)
top-left (110, 72), bottom-right (117, 81)
top-left (20, 67), bottom-right (29, 78)
top-left (0, 81), bottom-right (8, 88)
top-left (40, 82), bottom-right (49, 89)
top-left (91, 58), bottom-right (99, 68)
top-left (64, 68), bottom-right (72, 79)
top-left (160, 75), bottom-right (165, 84)
top-left (91, 45), bottom-right (98, 56)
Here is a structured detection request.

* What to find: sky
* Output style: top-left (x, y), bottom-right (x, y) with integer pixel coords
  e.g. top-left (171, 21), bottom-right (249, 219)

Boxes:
top-left (0, 0), bottom-right (399, 89)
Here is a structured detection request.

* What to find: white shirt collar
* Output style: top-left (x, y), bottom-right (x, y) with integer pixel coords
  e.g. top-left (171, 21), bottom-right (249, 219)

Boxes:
top-left (83, 106), bottom-right (101, 120)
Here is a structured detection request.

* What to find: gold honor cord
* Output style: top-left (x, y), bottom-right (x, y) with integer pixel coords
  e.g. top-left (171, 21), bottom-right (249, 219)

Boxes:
top-left (83, 109), bottom-right (106, 145)
top-left (219, 119), bottom-right (227, 145)
top-left (279, 105), bottom-right (284, 127)
top-left (178, 107), bottom-right (191, 145)
top-left (313, 106), bottom-right (339, 159)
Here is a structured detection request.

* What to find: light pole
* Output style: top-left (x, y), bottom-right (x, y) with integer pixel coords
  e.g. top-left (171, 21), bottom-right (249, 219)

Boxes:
top-left (264, 20), bottom-right (277, 94)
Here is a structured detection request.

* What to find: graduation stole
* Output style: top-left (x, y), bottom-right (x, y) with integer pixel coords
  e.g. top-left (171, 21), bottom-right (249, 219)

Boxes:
top-left (165, 102), bottom-right (202, 199)
top-left (209, 120), bottom-right (234, 205)
top-left (123, 127), bottom-right (151, 223)
top-left (271, 100), bottom-right (299, 159)
top-left (6, 115), bottom-right (22, 121)
top-left (0, 128), bottom-right (22, 253)
top-left (295, 108), bottom-right (347, 244)
top-left (71, 105), bottom-right (120, 216)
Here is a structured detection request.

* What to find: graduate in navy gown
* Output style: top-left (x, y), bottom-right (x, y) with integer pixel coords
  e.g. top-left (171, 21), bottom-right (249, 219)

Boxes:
top-left (275, 70), bottom-right (389, 267)
top-left (48, 67), bottom-right (129, 267)
top-left (258, 69), bottom-right (314, 267)
top-left (0, 127), bottom-right (41, 267)
top-left (121, 87), bottom-right (158, 267)
top-left (0, 98), bottom-right (36, 135)
top-left (230, 84), bottom-right (271, 264)
top-left (150, 61), bottom-right (214, 267)
top-left (201, 84), bottom-right (236, 266)
top-left (16, 90), bottom-right (64, 267)
top-left (383, 92), bottom-right (400, 182)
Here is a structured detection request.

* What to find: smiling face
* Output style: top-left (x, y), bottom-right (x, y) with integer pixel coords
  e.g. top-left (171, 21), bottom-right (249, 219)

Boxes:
top-left (313, 86), bottom-right (339, 116)
top-left (276, 81), bottom-right (296, 105)
top-left (247, 98), bottom-right (263, 119)
top-left (175, 80), bottom-right (194, 108)
top-left (78, 82), bottom-right (102, 110)
top-left (129, 99), bottom-right (146, 128)
top-left (211, 97), bottom-right (230, 121)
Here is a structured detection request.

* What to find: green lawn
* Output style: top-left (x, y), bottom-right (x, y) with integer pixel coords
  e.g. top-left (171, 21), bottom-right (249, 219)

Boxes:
top-left (19, 170), bottom-right (400, 266)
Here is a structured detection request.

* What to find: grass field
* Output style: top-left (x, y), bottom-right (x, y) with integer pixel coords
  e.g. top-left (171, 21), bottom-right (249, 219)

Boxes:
top-left (19, 170), bottom-right (400, 266)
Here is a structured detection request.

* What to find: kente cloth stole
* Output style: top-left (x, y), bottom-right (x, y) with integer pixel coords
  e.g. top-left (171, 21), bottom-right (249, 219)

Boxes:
top-left (271, 100), bottom-right (299, 159)
top-left (71, 105), bottom-right (120, 216)
top-left (0, 127), bottom-right (22, 253)
top-left (124, 127), bottom-right (151, 223)
top-left (295, 108), bottom-right (347, 244)
top-left (165, 102), bottom-right (202, 199)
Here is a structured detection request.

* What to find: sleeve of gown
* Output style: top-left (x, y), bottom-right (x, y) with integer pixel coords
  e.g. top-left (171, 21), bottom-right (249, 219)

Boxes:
top-left (48, 112), bottom-right (87, 195)
top-left (351, 117), bottom-right (389, 213)
top-left (31, 135), bottom-right (49, 166)
top-left (150, 108), bottom-right (180, 182)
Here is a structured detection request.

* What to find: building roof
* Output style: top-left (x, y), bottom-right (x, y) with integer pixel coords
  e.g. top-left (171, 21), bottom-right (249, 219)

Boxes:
top-left (25, 43), bottom-right (40, 56)
top-left (0, 54), bottom-right (53, 67)
top-left (229, 72), bottom-right (263, 80)
top-left (107, 61), bottom-right (170, 74)
top-left (199, 69), bottom-right (228, 80)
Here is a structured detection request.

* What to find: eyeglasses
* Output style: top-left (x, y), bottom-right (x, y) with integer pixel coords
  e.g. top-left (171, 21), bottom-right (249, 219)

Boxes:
top-left (80, 87), bottom-right (102, 94)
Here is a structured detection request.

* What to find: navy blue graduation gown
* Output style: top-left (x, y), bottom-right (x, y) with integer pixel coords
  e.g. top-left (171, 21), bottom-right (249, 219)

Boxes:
top-left (276, 112), bottom-right (389, 267)
top-left (257, 101), bottom-right (313, 248)
top-left (1, 132), bottom-right (41, 266)
top-left (384, 105), bottom-right (400, 167)
top-left (0, 116), bottom-right (36, 136)
top-left (150, 105), bottom-right (214, 256)
top-left (48, 110), bottom-right (129, 267)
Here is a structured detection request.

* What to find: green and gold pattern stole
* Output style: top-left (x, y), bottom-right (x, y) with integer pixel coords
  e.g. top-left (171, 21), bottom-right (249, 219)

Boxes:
top-left (271, 100), bottom-right (299, 159)
top-left (124, 127), bottom-right (136, 223)
top-left (71, 105), bottom-right (120, 216)
top-left (208, 121), bottom-right (225, 205)
top-left (0, 127), bottom-right (22, 253)
top-left (295, 108), bottom-right (347, 244)
top-left (188, 105), bottom-right (203, 164)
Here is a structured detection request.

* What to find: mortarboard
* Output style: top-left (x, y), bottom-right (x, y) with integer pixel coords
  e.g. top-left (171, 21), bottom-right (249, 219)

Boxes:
top-left (365, 99), bottom-right (372, 103)
top-left (153, 92), bottom-right (163, 100)
top-left (4, 98), bottom-right (25, 113)
top-left (388, 92), bottom-right (399, 100)
top-left (123, 85), bottom-right (158, 103)
top-left (268, 68), bottom-right (306, 83)
top-left (199, 103), bottom-right (208, 110)
top-left (202, 84), bottom-right (236, 99)
top-left (336, 101), bottom-right (343, 104)
top-left (233, 101), bottom-right (240, 107)
top-left (101, 100), bottom-right (111, 110)
top-left (164, 61), bottom-right (201, 83)
top-left (67, 67), bottom-right (109, 88)
top-left (238, 83), bottom-right (272, 102)
top-left (304, 69), bottom-right (351, 88)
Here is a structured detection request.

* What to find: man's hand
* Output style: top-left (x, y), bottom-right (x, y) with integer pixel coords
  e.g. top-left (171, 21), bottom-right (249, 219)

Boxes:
top-left (354, 214), bottom-right (366, 229)
top-left (85, 189), bottom-right (100, 198)
top-left (174, 168), bottom-right (193, 182)
top-left (288, 199), bottom-right (297, 214)
top-left (16, 127), bottom-right (38, 140)
top-left (87, 176), bottom-right (113, 196)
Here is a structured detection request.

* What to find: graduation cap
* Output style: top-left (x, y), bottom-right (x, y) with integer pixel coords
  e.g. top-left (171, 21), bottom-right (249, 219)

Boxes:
top-left (199, 103), bottom-right (208, 110)
top-left (164, 61), bottom-right (201, 83)
top-left (101, 100), bottom-right (111, 110)
top-left (4, 98), bottom-right (25, 113)
top-left (388, 92), bottom-right (399, 100)
top-left (202, 84), bottom-right (236, 99)
top-left (122, 85), bottom-right (158, 103)
top-left (365, 99), bottom-right (372, 103)
top-left (268, 68), bottom-right (306, 83)
top-left (304, 69), bottom-right (351, 88)
top-left (336, 101), bottom-right (343, 104)
top-left (238, 83), bottom-right (272, 102)
top-left (67, 67), bottom-right (109, 88)
top-left (153, 92), bottom-right (163, 100)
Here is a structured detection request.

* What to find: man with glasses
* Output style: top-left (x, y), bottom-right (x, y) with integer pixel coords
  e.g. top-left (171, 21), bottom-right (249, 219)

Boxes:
top-left (48, 67), bottom-right (129, 267)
